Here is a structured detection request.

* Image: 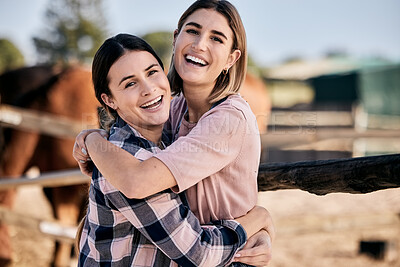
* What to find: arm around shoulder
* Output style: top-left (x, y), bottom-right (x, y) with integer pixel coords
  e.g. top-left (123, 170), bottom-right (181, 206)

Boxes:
top-left (85, 132), bottom-right (177, 198)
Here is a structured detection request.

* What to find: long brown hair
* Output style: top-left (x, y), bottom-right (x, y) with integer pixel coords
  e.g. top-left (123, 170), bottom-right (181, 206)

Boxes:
top-left (75, 216), bottom-right (86, 255)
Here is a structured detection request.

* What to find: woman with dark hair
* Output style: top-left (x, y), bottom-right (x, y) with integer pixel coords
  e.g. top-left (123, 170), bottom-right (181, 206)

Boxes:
top-left (75, 1), bottom-right (275, 265)
top-left (77, 33), bottom-right (271, 266)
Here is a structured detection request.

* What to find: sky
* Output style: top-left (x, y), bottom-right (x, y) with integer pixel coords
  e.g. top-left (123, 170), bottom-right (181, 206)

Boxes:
top-left (0, 0), bottom-right (399, 67)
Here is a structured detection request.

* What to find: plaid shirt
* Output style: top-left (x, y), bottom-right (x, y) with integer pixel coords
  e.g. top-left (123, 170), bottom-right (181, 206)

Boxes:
top-left (79, 116), bottom-right (247, 266)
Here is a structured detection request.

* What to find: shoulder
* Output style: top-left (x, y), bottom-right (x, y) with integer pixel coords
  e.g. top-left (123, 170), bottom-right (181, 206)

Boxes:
top-left (108, 123), bottom-right (147, 155)
top-left (225, 94), bottom-right (254, 118)
top-left (208, 94), bottom-right (254, 121)
top-left (202, 94), bottom-right (259, 136)
top-left (109, 124), bottom-right (138, 146)
top-left (170, 93), bottom-right (186, 108)
top-left (169, 94), bottom-right (187, 120)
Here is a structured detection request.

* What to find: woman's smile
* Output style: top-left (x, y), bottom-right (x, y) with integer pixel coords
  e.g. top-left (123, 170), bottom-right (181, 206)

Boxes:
top-left (140, 95), bottom-right (164, 111)
top-left (185, 54), bottom-right (208, 67)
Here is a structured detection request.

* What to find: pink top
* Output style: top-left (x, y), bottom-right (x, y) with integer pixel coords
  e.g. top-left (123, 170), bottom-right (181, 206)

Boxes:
top-left (154, 94), bottom-right (260, 224)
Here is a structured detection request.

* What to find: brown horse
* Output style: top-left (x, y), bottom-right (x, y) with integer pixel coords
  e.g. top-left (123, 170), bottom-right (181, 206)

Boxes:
top-left (241, 72), bottom-right (271, 134)
top-left (0, 65), bottom-right (99, 267)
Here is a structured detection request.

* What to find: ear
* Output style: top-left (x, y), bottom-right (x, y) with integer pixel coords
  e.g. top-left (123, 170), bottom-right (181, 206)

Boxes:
top-left (101, 93), bottom-right (117, 110)
top-left (172, 29), bottom-right (179, 49)
top-left (224, 49), bottom-right (241, 70)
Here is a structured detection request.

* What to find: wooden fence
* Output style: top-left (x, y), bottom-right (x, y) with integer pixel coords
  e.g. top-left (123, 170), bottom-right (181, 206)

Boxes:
top-left (1, 153), bottom-right (399, 194)
top-left (0, 104), bottom-right (88, 138)
top-left (1, 104), bottom-right (399, 243)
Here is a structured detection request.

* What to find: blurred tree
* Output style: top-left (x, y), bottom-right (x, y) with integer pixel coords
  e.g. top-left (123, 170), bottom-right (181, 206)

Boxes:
top-left (247, 54), bottom-right (263, 77)
top-left (33, 0), bottom-right (107, 65)
top-left (324, 49), bottom-right (348, 59)
top-left (0, 39), bottom-right (24, 73)
top-left (282, 55), bottom-right (304, 64)
top-left (142, 31), bottom-right (173, 69)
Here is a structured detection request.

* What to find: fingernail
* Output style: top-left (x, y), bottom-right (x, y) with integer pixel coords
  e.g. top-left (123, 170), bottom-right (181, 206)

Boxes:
top-left (87, 158), bottom-right (92, 161)
top-left (79, 160), bottom-right (86, 163)
top-left (82, 148), bottom-right (87, 155)
top-left (235, 253), bottom-right (241, 257)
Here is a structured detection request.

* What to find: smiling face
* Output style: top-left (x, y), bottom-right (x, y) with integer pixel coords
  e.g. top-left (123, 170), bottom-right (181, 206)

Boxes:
top-left (102, 50), bottom-right (171, 137)
top-left (173, 8), bottom-right (241, 91)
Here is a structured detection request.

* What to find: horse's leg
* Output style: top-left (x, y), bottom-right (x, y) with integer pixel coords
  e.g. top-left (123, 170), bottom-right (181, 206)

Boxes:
top-left (51, 185), bottom-right (87, 267)
top-left (35, 137), bottom-right (88, 267)
top-left (0, 130), bottom-right (39, 265)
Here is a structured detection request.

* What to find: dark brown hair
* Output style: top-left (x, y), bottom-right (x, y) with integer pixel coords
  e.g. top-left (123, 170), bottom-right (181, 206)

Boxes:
top-left (92, 33), bottom-right (164, 128)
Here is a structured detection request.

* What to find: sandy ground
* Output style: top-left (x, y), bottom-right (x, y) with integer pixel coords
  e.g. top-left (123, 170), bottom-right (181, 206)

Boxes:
top-left (8, 185), bottom-right (400, 267)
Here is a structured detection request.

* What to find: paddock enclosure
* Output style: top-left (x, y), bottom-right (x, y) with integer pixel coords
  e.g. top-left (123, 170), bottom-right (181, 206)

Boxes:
top-left (0, 64), bottom-right (399, 266)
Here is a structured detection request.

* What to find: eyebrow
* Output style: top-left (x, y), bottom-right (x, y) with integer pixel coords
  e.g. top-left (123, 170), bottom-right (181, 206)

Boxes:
top-left (185, 22), bottom-right (228, 41)
top-left (118, 63), bottom-right (159, 86)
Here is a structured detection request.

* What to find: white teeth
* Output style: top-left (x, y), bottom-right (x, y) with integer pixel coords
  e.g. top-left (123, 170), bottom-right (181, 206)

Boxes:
top-left (186, 55), bottom-right (206, 65)
top-left (141, 96), bottom-right (162, 108)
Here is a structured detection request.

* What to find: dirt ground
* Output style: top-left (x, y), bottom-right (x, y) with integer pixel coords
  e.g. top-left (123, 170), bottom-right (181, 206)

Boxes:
top-left (8, 185), bottom-right (400, 267)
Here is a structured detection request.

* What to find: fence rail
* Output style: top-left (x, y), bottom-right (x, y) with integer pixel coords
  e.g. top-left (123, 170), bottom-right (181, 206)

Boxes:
top-left (258, 153), bottom-right (400, 195)
top-left (0, 206), bottom-right (76, 243)
top-left (1, 154), bottom-right (399, 194)
top-left (0, 169), bottom-right (89, 189)
top-left (0, 104), bottom-right (89, 139)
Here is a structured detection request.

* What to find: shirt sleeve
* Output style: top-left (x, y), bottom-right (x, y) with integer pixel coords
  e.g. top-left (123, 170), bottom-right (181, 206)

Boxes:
top-left (104, 189), bottom-right (247, 266)
top-left (154, 105), bottom-right (247, 193)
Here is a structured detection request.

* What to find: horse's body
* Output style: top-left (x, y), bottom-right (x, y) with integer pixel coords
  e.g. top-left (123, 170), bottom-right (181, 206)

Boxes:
top-left (241, 72), bottom-right (271, 134)
top-left (0, 65), bottom-right (99, 266)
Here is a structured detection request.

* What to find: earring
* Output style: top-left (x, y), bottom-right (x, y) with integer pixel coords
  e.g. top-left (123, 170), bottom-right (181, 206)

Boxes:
top-left (222, 68), bottom-right (229, 75)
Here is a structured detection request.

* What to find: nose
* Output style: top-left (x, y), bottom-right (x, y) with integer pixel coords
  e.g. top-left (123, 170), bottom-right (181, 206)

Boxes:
top-left (191, 35), bottom-right (207, 51)
top-left (141, 81), bottom-right (156, 96)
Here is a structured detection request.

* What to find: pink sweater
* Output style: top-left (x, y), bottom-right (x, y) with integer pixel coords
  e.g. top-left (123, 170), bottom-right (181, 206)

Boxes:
top-left (154, 94), bottom-right (260, 224)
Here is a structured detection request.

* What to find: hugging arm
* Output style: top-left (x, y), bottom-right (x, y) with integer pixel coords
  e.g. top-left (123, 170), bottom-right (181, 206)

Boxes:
top-left (75, 129), bottom-right (274, 265)
top-left (73, 108), bottom-right (246, 198)
top-left (103, 183), bottom-right (245, 266)
top-left (104, 184), bottom-right (273, 266)
top-left (77, 132), bottom-right (176, 198)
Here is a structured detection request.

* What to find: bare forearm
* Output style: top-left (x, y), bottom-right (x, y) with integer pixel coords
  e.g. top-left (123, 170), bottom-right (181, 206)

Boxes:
top-left (235, 206), bottom-right (272, 238)
top-left (85, 133), bottom-right (176, 198)
top-left (85, 133), bottom-right (139, 195)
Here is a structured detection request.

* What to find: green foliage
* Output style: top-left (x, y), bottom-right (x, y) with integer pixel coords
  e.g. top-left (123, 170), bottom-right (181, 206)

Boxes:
top-left (0, 39), bottom-right (25, 73)
top-left (142, 32), bottom-right (173, 69)
top-left (33, 0), bottom-right (107, 65)
top-left (247, 53), bottom-right (263, 77)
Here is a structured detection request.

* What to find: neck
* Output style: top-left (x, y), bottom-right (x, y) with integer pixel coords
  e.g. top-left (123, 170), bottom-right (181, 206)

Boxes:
top-left (138, 127), bottom-right (163, 145)
top-left (117, 114), bottom-right (163, 145)
top-left (183, 83), bottom-right (213, 123)
top-left (125, 121), bottom-right (163, 145)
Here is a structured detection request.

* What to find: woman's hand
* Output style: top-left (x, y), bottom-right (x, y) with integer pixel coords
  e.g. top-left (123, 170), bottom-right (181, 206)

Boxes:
top-left (72, 129), bottom-right (108, 177)
top-left (235, 205), bottom-right (276, 242)
top-left (233, 229), bottom-right (272, 266)
top-left (262, 207), bottom-right (276, 243)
